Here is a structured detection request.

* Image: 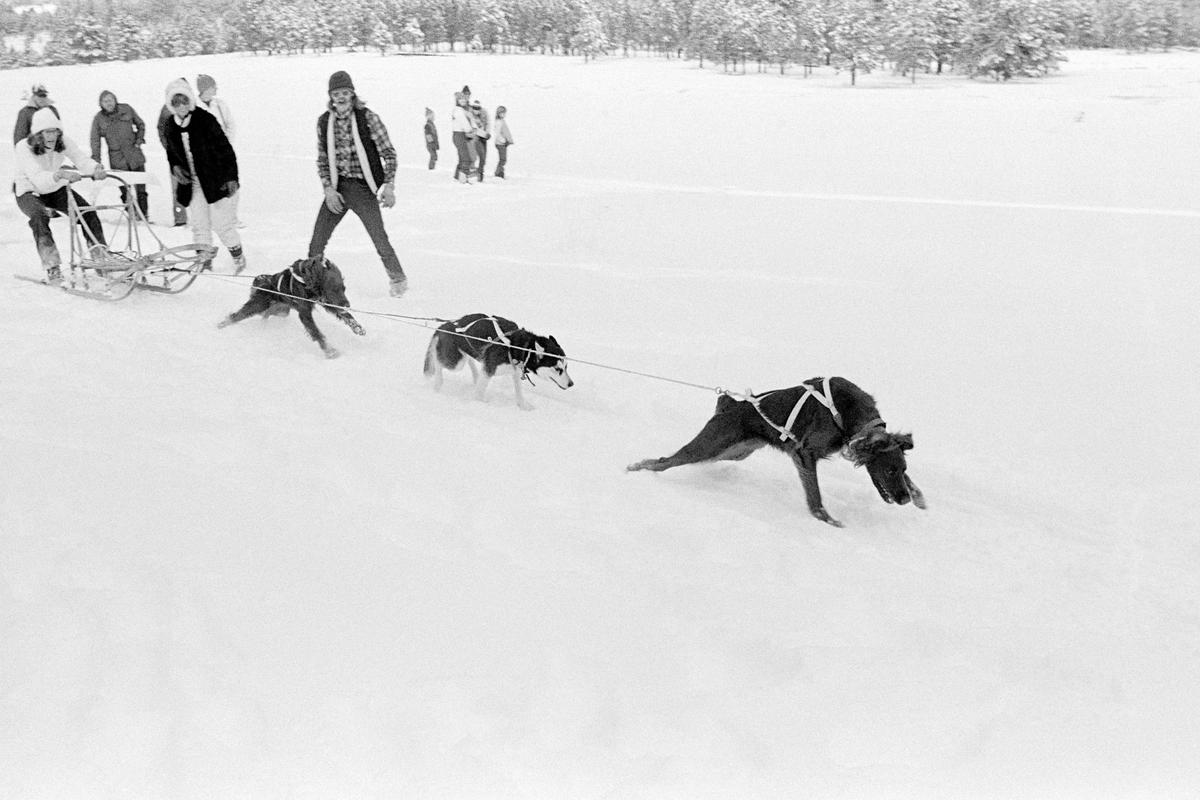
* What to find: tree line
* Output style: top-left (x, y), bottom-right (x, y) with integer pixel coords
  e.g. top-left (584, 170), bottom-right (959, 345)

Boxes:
top-left (3, 0), bottom-right (1199, 82)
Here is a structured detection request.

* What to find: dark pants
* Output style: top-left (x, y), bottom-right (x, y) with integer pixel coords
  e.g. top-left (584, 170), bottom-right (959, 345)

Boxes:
top-left (307, 177), bottom-right (404, 281)
top-left (452, 132), bottom-right (472, 180)
top-left (17, 187), bottom-right (106, 270)
top-left (119, 182), bottom-right (150, 218)
top-left (427, 145), bottom-right (438, 170)
top-left (474, 136), bottom-right (489, 180)
top-left (495, 144), bottom-right (509, 177)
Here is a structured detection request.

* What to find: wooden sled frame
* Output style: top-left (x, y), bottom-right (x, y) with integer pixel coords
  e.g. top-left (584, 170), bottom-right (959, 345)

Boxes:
top-left (57, 172), bottom-right (216, 301)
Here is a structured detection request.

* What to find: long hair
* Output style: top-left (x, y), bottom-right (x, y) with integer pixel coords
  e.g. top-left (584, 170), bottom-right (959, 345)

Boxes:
top-left (28, 130), bottom-right (65, 156)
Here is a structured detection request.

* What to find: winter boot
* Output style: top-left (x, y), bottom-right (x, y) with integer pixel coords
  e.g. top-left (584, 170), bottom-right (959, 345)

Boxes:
top-left (45, 265), bottom-right (63, 285)
top-left (230, 246), bottom-right (246, 275)
top-left (389, 276), bottom-right (409, 298)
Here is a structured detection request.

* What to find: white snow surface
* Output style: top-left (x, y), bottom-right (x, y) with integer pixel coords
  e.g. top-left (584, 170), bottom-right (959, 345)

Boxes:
top-left (2, 50), bottom-right (1198, 799)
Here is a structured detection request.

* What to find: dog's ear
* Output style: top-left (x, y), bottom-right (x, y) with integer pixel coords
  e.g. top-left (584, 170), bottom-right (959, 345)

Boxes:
top-left (845, 429), bottom-right (888, 466)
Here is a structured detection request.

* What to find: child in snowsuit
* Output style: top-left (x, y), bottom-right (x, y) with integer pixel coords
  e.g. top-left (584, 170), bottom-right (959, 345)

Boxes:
top-left (493, 105), bottom-right (513, 179)
top-left (424, 107), bottom-right (439, 170)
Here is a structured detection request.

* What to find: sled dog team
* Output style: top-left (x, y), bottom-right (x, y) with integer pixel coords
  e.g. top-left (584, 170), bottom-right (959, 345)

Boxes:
top-left (218, 256), bottom-right (925, 529)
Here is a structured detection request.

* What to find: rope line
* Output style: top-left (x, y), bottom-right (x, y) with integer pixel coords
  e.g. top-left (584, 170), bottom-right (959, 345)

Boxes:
top-left (198, 272), bottom-right (742, 398)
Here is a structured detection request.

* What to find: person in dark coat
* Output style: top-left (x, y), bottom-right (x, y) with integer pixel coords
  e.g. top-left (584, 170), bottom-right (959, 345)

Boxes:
top-left (309, 70), bottom-right (407, 297)
top-left (162, 78), bottom-right (245, 273)
top-left (13, 83), bottom-right (58, 145)
top-left (90, 90), bottom-right (149, 217)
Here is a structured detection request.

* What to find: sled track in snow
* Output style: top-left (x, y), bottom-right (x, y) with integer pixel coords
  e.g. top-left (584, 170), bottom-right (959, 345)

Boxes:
top-left (245, 150), bottom-right (1200, 220)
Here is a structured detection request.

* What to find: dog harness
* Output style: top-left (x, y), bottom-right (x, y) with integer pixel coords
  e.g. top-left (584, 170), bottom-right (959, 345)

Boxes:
top-left (741, 378), bottom-right (883, 446)
top-left (455, 316), bottom-right (538, 382)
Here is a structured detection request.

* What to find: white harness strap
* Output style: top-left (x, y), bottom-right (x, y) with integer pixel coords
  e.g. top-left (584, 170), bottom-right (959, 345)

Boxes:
top-left (779, 377), bottom-right (843, 440)
top-left (455, 315), bottom-right (511, 346)
top-left (742, 378), bottom-right (843, 444)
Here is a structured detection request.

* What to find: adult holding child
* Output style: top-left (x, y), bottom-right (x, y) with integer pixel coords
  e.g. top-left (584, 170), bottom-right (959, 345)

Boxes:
top-left (13, 108), bottom-right (108, 284)
top-left (308, 70), bottom-right (408, 297)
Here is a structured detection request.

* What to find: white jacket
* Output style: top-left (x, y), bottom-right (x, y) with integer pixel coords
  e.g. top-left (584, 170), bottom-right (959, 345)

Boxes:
top-left (450, 105), bottom-right (473, 134)
top-left (13, 135), bottom-right (99, 196)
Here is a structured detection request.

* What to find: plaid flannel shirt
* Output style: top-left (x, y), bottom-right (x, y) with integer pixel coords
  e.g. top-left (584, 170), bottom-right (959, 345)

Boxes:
top-left (318, 107), bottom-right (397, 188)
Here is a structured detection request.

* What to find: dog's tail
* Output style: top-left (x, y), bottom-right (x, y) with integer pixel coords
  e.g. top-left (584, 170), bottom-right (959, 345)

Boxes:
top-left (423, 333), bottom-right (438, 377)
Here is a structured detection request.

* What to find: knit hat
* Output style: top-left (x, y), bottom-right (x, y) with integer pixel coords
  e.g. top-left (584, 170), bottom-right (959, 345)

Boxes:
top-left (328, 71), bottom-right (355, 94)
top-left (30, 107), bottom-right (61, 136)
top-left (196, 74), bottom-right (216, 93)
top-left (461, 85), bottom-right (471, 95)
top-left (31, 83), bottom-right (49, 98)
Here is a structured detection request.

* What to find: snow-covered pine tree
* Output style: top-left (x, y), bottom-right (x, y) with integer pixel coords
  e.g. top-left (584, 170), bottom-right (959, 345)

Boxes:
top-left (928, 0), bottom-right (968, 73)
top-left (964, 0), bottom-right (1066, 80)
top-left (884, 0), bottom-right (937, 81)
top-left (571, 1), bottom-right (610, 60)
top-left (370, 16), bottom-right (394, 54)
top-left (753, 0), bottom-right (795, 74)
top-left (400, 18), bottom-right (426, 51)
top-left (828, 0), bottom-right (884, 85)
top-left (476, 0), bottom-right (510, 51)
top-left (65, 12), bottom-right (107, 63)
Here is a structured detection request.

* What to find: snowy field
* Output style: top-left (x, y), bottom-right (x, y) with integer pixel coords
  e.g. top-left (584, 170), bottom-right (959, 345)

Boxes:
top-left (2, 49), bottom-right (1198, 799)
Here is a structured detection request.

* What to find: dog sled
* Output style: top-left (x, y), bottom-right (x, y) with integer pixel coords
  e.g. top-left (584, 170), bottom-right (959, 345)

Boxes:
top-left (16, 171), bottom-right (215, 301)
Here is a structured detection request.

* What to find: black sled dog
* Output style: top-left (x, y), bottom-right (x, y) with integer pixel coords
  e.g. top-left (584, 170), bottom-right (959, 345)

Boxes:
top-left (424, 313), bottom-right (573, 410)
top-left (627, 377), bottom-right (926, 527)
top-left (217, 256), bottom-right (365, 359)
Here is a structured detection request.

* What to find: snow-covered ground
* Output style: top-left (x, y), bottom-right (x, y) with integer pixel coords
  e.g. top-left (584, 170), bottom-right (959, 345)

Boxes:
top-left (2, 49), bottom-right (1198, 799)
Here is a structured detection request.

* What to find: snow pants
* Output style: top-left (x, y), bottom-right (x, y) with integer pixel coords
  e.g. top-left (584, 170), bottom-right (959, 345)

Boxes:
top-left (188, 190), bottom-right (241, 251)
top-left (17, 187), bottom-right (106, 270)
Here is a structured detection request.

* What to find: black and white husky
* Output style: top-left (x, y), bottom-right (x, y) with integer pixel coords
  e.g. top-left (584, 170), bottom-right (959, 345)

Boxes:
top-left (423, 313), bottom-right (574, 409)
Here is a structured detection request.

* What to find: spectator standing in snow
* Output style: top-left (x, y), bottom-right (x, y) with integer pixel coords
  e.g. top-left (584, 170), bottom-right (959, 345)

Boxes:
top-left (195, 74), bottom-right (243, 228)
top-left (308, 70), bottom-right (407, 297)
top-left (424, 107), bottom-right (439, 170)
top-left (13, 83), bottom-right (58, 145)
top-left (450, 90), bottom-right (474, 183)
top-left (157, 77), bottom-right (189, 226)
top-left (162, 78), bottom-right (246, 273)
top-left (14, 108), bottom-right (108, 284)
top-left (90, 90), bottom-right (149, 218)
top-left (493, 105), bottom-right (513, 179)
top-left (468, 99), bottom-right (491, 182)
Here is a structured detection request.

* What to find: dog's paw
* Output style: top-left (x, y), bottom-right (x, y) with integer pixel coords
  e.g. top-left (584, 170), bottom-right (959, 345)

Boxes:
top-left (811, 508), bottom-right (844, 528)
top-left (626, 459), bottom-right (661, 472)
top-left (216, 317), bottom-right (232, 329)
top-left (350, 323), bottom-right (366, 336)
top-left (324, 347), bottom-right (341, 360)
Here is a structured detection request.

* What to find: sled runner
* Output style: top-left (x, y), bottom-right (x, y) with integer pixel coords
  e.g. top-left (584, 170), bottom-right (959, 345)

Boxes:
top-left (16, 171), bottom-right (215, 301)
